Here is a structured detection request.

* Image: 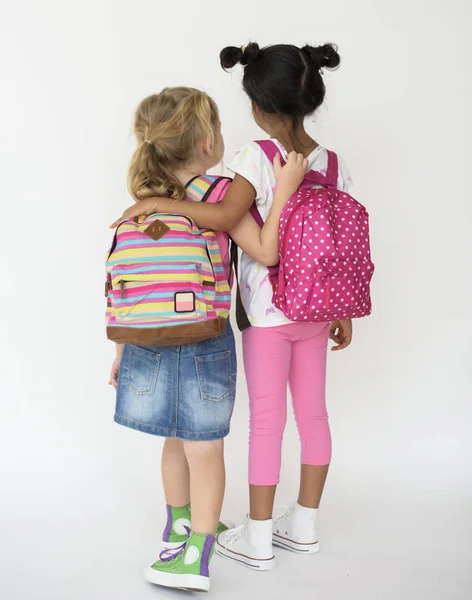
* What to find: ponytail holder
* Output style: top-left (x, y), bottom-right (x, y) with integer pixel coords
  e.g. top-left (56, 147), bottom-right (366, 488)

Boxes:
top-left (143, 139), bottom-right (152, 145)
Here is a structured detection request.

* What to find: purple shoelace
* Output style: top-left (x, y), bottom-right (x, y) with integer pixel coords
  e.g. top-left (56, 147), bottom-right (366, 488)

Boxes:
top-left (158, 526), bottom-right (190, 563)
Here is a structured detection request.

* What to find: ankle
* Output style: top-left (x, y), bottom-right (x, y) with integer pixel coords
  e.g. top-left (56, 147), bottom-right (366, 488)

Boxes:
top-left (249, 516), bottom-right (273, 524)
top-left (249, 512), bottom-right (273, 521)
top-left (297, 499), bottom-right (319, 510)
top-left (295, 502), bottom-right (319, 514)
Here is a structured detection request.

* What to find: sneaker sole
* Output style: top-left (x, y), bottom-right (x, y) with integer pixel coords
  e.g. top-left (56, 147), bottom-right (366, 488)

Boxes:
top-left (215, 541), bottom-right (277, 571)
top-left (145, 567), bottom-right (210, 592)
top-left (272, 534), bottom-right (320, 555)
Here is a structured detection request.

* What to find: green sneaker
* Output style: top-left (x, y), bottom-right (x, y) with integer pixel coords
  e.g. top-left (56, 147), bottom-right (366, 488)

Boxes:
top-left (146, 532), bottom-right (215, 592)
top-left (161, 505), bottom-right (192, 549)
top-left (161, 504), bottom-right (233, 549)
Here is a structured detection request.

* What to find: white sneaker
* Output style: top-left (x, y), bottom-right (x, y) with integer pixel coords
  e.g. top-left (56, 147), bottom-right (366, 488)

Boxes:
top-left (215, 517), bottom-right (277, 571)
top-left (272, 503), bottom-right (320, 554)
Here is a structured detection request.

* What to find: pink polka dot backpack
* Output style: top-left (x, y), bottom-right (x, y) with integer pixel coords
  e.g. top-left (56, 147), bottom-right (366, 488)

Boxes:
top-left (251, 140), bottom-right (374, 322)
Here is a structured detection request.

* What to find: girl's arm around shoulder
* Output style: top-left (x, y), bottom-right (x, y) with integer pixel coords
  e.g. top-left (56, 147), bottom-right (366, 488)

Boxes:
top-left (110, 141), bottom-right (267, 231)
top-left (111, 175), bottom-right (256, 231)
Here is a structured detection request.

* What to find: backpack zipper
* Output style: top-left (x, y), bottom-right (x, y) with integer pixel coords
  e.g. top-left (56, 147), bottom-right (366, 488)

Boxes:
top-left (325, 284), bottom-right (331, 308)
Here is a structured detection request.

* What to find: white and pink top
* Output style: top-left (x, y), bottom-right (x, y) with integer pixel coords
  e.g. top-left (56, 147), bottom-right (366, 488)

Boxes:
top-left (228, 140), bottom-right (353, 328)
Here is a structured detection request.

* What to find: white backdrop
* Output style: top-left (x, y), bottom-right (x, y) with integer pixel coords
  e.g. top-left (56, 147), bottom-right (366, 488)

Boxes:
top-left (1, 1), bottom-right (471, 599)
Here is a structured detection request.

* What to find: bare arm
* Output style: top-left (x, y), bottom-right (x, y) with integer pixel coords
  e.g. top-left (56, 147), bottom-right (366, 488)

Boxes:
top-left (111, 175), bottom-right (255, 231)
top-left (109, 343), bottom-right (123, 390)
top-left (111, 152), bottom-right (308, 236)
top-left (229, 153), bottom-right (309, 266)
top-left (229, 186), bottom-right (295, 266)
top-left (229, 213), bottom-right (278, 266)
top-left (158, 174), bottom-right (256, 230)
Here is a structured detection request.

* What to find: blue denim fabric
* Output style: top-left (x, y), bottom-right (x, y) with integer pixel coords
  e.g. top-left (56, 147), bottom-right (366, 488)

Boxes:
top-left (115, 324), bottom-right (237, 440)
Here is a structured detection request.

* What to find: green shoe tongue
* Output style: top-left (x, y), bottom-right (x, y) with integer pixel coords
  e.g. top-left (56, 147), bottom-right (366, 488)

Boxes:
top-left (217, 521), bottom-right (229, 535)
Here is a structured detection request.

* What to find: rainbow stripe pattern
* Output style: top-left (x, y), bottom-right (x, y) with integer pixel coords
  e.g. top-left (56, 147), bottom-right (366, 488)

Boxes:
top-left (105, 176), bottom-right (232, 346)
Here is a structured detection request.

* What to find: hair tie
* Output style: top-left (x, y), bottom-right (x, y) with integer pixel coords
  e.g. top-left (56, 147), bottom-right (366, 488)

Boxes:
top-left (143, 139), bottom-right (152, 145)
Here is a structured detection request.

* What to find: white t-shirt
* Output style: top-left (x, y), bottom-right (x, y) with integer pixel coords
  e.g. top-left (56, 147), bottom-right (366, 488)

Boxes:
top-left (228, 139), bottom-right (353, 328)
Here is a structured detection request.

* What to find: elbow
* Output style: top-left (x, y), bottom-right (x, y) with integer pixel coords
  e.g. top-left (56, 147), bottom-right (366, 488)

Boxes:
top-left (222, 212), bottom-right (244, 232)
top-left (258, 252), bottom-right (280, 267)
top-left (206, 213), bottom-right (230, 232)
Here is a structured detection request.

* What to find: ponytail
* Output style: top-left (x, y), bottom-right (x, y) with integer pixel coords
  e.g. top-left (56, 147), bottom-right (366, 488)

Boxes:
top-left (128, 88), bottom-right (219, 201)
top-left (128, 138), bottom-right (184, 201)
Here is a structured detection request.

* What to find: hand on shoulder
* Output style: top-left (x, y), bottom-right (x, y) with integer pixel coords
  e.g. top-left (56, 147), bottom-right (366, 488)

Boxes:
top-left (273, 152), bottom-right (308, 199)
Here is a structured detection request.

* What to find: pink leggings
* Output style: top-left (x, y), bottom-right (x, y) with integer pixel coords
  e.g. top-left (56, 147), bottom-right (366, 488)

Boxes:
top-left (243, 322), bottom-right (331, 486)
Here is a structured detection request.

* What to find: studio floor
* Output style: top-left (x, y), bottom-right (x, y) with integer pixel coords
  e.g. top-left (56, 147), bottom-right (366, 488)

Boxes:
top-left (4, 471), bottom-right (470, 600)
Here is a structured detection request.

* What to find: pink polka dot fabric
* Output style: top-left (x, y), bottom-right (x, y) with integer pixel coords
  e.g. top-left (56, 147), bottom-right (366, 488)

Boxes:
top-left (254, 141), bottom-right (374, 323)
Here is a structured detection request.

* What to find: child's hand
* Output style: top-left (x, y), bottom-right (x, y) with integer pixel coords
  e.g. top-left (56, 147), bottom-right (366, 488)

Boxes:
top-left (273, 151), bottom-right (308, 199)
top-left (329, 319), bottom-right (353, 351)
top-left (108, 345), bottom-right (123, 389)
top-left (110, 198), bottom-right (161, 228)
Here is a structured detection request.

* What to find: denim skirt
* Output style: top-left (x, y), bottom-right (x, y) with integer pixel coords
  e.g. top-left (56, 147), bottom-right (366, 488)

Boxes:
top-left (115, 323), bottom-right (236, 441)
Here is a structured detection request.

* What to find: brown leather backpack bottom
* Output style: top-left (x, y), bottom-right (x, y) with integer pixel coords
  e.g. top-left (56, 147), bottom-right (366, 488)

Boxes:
top-left (107, 317), bottom-right (227, 347)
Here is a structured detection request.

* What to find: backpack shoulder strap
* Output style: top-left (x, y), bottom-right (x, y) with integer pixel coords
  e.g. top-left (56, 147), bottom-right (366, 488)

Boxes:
top-left (246, 202), bottom-right (279, 280)
top-left (230, 241), bottom-right (252, 332)
top-left (249, 202), bottom-right (264, 227)
top-left (204, 176), bottom-right (232, 205)
top-left (325, 150), bottom-right (338, 188)
top-left (303, 150), bottom-right (338, 188)
top-left (254, 139), bottom-right (286, 166)
top-left (189, 176), bottom-right (234, 287)
top-left (185, 175), bottom-right (232, 204)
top-left (256, 140), bottom-right (338, 189)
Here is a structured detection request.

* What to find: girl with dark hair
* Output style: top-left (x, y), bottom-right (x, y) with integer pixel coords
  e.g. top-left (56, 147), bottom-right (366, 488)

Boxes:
top-left (112, 42), bottom-right (354, 572)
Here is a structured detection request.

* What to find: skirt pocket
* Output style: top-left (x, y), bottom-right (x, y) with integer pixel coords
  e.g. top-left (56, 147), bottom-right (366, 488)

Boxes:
top-left (126, 345), bottom-right (161, 396)
top-left (195, 350), bottom-right (232, 404)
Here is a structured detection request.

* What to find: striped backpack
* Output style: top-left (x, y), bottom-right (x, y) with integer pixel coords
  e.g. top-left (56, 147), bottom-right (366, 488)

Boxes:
top-left (105, 176), bottom-right (232, 347)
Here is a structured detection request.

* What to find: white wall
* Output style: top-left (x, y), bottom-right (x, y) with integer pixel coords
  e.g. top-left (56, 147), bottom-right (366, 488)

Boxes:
top-left (1, 1), bottom-right (471, 599)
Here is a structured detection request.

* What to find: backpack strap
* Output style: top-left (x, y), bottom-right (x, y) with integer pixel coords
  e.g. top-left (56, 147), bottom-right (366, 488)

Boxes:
top-left (185, 175), bottom-right (232, 203)
top-left (324, 150), bottom-right (339, 188)
top-left (246, 202), bottom-right (279, 283)
top-left (187, 175), bottom-right (234, 287)
top-left (255, 139), bottom-right (286, 165)
top-left (230, 241), bottom-right (252, 331)
top-left (249, 202), bottom-right (264, 227)
top-left (255, 139), bottom-right (338, 189)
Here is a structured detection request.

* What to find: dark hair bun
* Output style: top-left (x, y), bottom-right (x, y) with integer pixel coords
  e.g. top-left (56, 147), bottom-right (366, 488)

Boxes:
top-left (242, 42), bottom-right (261, 65)
top-left (220, 46), bottom-right (243, 69)
top-left (220, 42), bottom-right (261, 70)
top-left (302, 43), bottom-right (340, 70)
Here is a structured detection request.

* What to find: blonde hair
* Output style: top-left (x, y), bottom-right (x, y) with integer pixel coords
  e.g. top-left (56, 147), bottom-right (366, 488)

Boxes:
top-left (128, 87), bottom-right (220, 201)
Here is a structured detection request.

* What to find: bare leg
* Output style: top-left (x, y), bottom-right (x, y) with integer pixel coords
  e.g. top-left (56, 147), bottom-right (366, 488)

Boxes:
top-left (161, 438), bottom-right (190, 507)
top-left (183, 439), bottom-right (225, 535)
top-left (249, 485), bottom-right (277, 520)
top-left (298, 464), bottom-right (329, 508)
